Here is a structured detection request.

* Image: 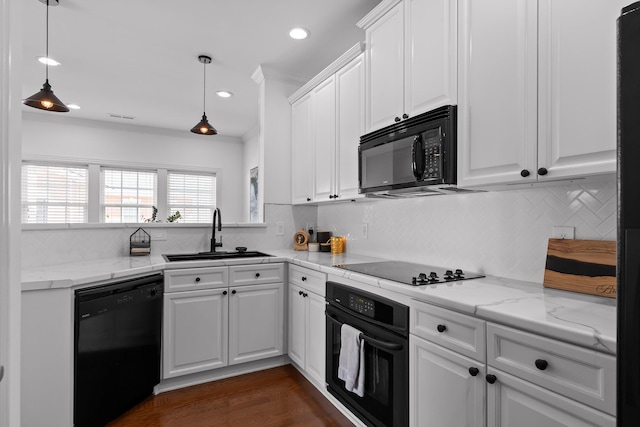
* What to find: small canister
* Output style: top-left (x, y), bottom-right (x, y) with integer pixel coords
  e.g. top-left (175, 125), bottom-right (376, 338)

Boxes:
top-left (308, 242), bottom-right (320, 252)
top-left (330, 236), bottom-right (345, 254)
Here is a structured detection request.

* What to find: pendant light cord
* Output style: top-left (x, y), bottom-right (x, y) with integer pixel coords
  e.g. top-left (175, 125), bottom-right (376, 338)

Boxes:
top-left (202, 60), bottom-right (206, 113)
top-left (45, 0), bottom-right (49, 81)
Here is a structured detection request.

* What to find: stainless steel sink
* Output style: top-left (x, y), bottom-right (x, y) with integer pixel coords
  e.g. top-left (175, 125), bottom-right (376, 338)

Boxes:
top-left (162, 250), bottom-right (272, 262)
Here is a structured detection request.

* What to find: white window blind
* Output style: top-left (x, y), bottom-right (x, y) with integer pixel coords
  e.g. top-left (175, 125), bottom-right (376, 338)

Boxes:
top-left (21, 164), bottom-right (89, 224)
top-left (102, 169), bottom-right (157, 223)
top-left (167, 172), bottom-right (216, 223)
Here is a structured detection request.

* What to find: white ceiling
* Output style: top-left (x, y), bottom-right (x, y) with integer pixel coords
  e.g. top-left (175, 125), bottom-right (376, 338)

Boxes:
top-left (21, 0), bottom-right (382, 138)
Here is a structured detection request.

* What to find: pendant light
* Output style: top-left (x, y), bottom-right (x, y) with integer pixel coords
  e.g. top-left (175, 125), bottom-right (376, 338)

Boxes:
top-left (24, 0), bottom-right (69, 112)
top-left (190, 55), bottom-right (217, 135)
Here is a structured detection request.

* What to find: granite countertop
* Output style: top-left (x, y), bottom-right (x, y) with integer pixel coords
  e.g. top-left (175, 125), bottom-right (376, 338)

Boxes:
top-left (21, 248), bottom-right (617, 355)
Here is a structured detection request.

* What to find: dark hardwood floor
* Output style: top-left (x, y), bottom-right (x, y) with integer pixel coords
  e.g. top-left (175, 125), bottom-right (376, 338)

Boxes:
top-left (107, 365), bottom-right (354, 427)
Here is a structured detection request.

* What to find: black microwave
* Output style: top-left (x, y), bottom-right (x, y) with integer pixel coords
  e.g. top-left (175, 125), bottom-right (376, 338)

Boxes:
top-left (358, 106), bottom-right (457, 197)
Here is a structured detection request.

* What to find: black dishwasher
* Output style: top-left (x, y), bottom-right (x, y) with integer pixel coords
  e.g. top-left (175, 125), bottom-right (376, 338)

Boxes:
top-left (74, 273), bottom-right (163, 427)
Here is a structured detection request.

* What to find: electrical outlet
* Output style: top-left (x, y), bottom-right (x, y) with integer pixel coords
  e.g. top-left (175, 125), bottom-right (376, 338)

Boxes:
top-left (150, 230), bottom-right (167, 241)
top-left (276, 221), bottom-right (285, 236)
top-left (361, 223), bottom-right (368, 239)
top-left (552, 226), bottom-right (575, 239)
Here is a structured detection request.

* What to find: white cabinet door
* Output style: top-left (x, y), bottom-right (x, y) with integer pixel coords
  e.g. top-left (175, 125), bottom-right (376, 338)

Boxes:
top-left (163, 288), bottom-right (228, 378)
top-left (228, 283), bottom-right (284, 365)
top-left (305, 291), bottom-right (327, 386)
top-left (292, 93), bottom-right (314, 204)
top-left (537, 0), bottom-right (623, 180)
top-left (405, 0), bottom-right (458, 117)
top-left (365, 1), bottom-right (405, 133)
top-left (335, 54), bottom-right (365, 200)
top-left (457, 0), bottom-right (538, 187)
top-left (487, 369), bottom-right (616, 427)
top-left (410, 335), bottom-right (485, 427)
top-left (312, 76), bottom-right (337, 202)
top-left (288, 284), bottom-right (306, 368)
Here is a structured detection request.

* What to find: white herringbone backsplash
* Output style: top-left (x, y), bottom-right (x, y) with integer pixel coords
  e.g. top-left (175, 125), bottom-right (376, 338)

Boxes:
top-left (317, 179), bottom-right (617, 283)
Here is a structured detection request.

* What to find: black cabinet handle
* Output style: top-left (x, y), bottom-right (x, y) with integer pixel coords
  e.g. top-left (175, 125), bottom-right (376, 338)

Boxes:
top-left (394, 116), bottom-right (401, 122)
top-left (222, 290), bottom-right (228, 296)
top-left (195, 277), bottom-right (201, 282)
top-left (301, 276), bottom-right (307, 281)
top-left (306, 197), bottom-right (311, 202)
top-left (486, 374), bottom-right (497, 384)
top-left (538, 167), bottom-right (548, 176)
top-left (303, 292), bottom-right (308, 298)
top-left (469, 367), bottom-right (479, 376)
top-left (334, 194), bottom-right (339, 199)
top-left (299, 290), bottom-right (303, 296)
top-left (402, 113), bottom-right (409, 119)
top-left (255, 272), bottom-right (260, 278)
top-left (535, 359), bottom-right (549, 370)
top-left (520, 169), bottom-right (530, 177)
top-left (231, 289), bottom-right (237, 295)
top-left (436, 324), bottom-right (447, 333)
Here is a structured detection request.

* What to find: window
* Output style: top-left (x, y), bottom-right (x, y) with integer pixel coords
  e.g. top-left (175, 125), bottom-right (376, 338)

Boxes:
top-left (167, 171), bottom-right (216, 223)
top-left (102, 169), bottom-right (156, 223)
top-left (21, 164), bottom-right (89, 223)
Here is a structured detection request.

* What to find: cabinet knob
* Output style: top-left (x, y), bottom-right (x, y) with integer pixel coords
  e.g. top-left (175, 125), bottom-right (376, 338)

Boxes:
top-left (299, 290), bottom-right (304, 296)
top-left (402, 113), bottom-right (409, 119)
top-left (255, 272), bottom-right (260, 278)
top-left (232, 289), bottom-right (237, 295)
top-left (535, 359), bottom-right (549, 371)
top-left (537, 167), bottom-right (548, 176)
top-left (329, 195), bottom-right (334, 199)
top-left (306, 197), bottom-right (311, 202)
top-left (195, 277), bottom-right (201, 282)
top-left (334, 194), bottom-right (339, 199)
top-left (303, 292), bottom-right (308, 297)
top-left (222, 290), bottom-right (228, 296)
top-left (395, 116), bottom-right (401, 122)
top-left (301, 276), bottom-right (307, 281)
top-left (520, 169), bottom-right (530, 177)
top-left (469, 367), bottom-right (479, 377)
top-left (436, 324), bottom-right (447, 333)
top-left (486, 374), bottom-right (497, 384)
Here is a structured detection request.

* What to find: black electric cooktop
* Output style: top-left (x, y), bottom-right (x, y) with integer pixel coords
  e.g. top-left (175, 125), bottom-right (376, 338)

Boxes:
top-left (336, 261), bottom-right (484, 286)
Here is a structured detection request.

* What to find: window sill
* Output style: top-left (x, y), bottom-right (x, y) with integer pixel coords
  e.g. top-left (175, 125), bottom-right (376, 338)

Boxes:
top-left (21, 222), bottom-right (268, 231)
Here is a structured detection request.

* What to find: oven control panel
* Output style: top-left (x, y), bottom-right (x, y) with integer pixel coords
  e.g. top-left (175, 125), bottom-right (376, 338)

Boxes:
top-left (349, 294), bottom-right (375, 317)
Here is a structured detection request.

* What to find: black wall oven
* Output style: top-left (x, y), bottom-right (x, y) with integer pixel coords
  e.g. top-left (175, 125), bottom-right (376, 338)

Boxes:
top-left (325, 281), bottom-right (409, 427)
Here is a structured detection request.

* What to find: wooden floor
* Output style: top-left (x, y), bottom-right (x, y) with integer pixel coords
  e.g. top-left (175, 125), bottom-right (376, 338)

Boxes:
top-left (107, 365), bottom-right (354, 427)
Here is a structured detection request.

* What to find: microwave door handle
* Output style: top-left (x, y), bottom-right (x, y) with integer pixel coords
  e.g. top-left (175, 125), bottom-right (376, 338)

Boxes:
top-left (412, 135), bottom-right (425, 180)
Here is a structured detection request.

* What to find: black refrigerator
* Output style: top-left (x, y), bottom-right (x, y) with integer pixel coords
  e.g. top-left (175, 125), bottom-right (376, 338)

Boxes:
top-left (617, 2), bottom-right (640, 425)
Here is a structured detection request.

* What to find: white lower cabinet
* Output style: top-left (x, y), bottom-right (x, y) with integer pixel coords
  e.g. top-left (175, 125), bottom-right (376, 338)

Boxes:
top-left (288, 265), bottom-right (326, 386)
top-left (163, 288), bottom-right (228, 378)
top-left (487, 369), bottom-right (615, 427)
top-left (229, 282), bottom-right (284, 365)
top-left (410, 335), bottom-right (485, 427)
top-left (163, 264), bottom-right (284, 379)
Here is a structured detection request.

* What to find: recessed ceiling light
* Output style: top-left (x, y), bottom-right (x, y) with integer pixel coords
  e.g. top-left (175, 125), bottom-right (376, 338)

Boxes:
top-left (216, 91), bottom-right (233, 98)
top-left (289, 27), bottom-right (310, 40)
top-left (66, 104), bottom-right (81, 110)
top-left (37, 56), bottom-right (60, 66)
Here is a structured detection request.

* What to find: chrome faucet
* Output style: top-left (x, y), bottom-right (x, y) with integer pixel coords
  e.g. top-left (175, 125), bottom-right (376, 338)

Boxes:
top-left (210, 207), bottom-right (222, 252)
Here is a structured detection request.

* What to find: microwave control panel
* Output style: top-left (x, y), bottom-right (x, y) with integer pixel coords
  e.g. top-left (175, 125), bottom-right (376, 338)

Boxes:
top-left (423, 128), bottom-right (443, 180)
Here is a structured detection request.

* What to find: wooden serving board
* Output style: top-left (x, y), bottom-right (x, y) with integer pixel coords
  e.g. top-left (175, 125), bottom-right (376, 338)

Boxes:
top-left (543, 238), bottom-right (616, 298)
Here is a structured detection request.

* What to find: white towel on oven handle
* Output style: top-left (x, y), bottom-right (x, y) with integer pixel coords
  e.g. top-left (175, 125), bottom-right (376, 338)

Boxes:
top-left (337, 323), bottom-right (365, 397)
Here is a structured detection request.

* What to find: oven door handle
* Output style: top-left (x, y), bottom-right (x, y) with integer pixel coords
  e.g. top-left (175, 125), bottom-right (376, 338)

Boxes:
top-left (326, 313), bottom-right (404, 352)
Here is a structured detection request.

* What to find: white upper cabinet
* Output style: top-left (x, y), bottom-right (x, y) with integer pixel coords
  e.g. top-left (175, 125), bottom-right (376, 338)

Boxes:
top-left (458, 0), bottom-right (623, 188)
top-left (291, 93), bottom-right (313, 204)
top-left (290, 44), bottom-right (365, 204)
top-left (359, 0), bottom-right (458, 133)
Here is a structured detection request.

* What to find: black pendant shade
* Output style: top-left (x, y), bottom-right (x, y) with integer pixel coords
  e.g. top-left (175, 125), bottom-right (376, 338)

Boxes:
top-left (191, 55), bottom-right (217, 135)
top-left (25, 0), bottom-right (68, 112)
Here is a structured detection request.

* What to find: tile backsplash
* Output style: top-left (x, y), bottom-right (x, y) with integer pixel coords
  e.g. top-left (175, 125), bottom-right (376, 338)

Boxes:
top-left (317, 179), bottom-right (616, 283)
top-left (22, 180), bottom-right (616, 285)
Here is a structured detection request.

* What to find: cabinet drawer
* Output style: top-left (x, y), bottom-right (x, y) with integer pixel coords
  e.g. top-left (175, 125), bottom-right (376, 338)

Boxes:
top-left (289, 264), bottom-right (326, 297)
top-left (164, 267), bottom-right (228, 292)
top-left (487, 323), bottom-right (616, 415)
top-left (410, 299), bottom-right (486, 362)
top-left (229, 263), bottom-right (284, 286)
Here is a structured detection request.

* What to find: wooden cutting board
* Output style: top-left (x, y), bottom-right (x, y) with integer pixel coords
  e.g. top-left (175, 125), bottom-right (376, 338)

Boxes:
top-left (543, 238), bottom-right (616, 298)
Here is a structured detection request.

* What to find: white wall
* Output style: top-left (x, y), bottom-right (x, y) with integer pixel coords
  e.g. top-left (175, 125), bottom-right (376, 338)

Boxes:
top-left (22, 112), bottom-right (247, 222)
top-left (318, 179), bottom-right (617, 283)
top-left (242, 126), bottom-right (260, 222)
